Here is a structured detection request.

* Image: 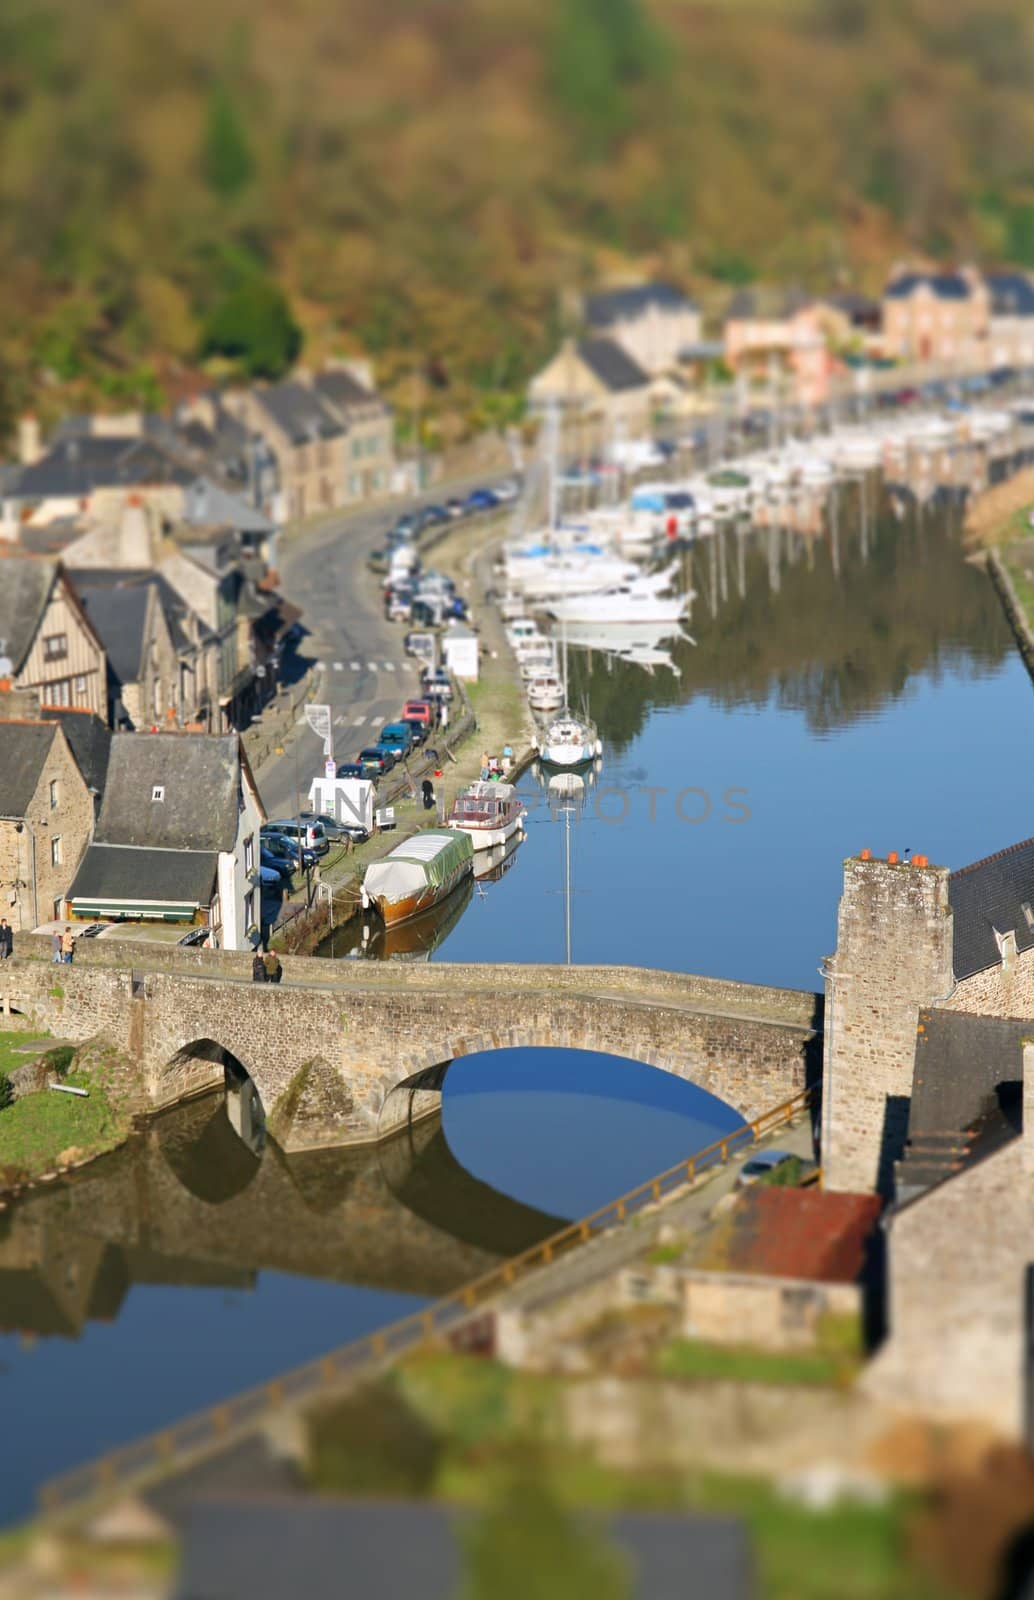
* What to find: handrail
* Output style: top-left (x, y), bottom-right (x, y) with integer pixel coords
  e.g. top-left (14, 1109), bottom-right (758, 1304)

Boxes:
top-left (37, 1084), bottom-right (815, 1520)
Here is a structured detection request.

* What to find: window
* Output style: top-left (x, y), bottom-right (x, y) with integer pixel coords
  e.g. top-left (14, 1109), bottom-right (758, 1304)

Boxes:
top-left (1022, 902), bottom-right (1034, 932)
top-left (151, 785), bottom-right (165, 803)
top-left (50, 835), bottom-right (62, 868)
top-left (244, 834), bottom-right (255, 873)
top-left (45, 680), bottom-right (71, 707)
top-left (43, 633), bottom-right (68, 662)
top-left (74, 676), bottom-right (87, 699)
top-left (244, 889), bottom-right (255, 931)
top-left (49, 780), bottom-right (59, 810)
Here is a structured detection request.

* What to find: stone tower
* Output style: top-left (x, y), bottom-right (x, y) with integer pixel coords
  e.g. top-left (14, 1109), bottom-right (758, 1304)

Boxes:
top-left (822, 853), bottom-right (953, 1194)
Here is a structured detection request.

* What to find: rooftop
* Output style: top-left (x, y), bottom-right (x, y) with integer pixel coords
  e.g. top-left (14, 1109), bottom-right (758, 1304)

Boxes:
top-left (585, 281), bottom-right (697, 327)
top-left (577, 337), bottom-right (650, 392)
top-left (75, 580), bottom-right (154, 687)
top-left (949, 835), bottom-right (1034, 979)
top-left (0, 552), bottom-right (59, 671)
top-left (0, 721), bottom-right (60, 816)
top-left (95, 732), bottom-right (243, 853)
top-left (254, 383), bottom-right (345, 446)
top-left (692, 1186), bottom-right (883, 1283)
top-left (40, 707), bottom-right (111, 796)
top-left (68, 843), bottom-right (219, 908)
top-left (884, 272), bottom-right (972, 301)
top-left (985, 272), bottom-right (1034, 318)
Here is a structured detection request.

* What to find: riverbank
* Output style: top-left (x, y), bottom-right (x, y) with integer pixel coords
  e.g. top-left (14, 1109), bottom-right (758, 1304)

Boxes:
top-left (0, 1033), bottom-right (138, 1195)
top-left (964, 465), bottom-right (1034, 548)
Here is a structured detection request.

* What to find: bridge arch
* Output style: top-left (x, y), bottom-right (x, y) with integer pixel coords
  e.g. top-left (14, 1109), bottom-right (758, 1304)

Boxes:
top-left (159, 1038), bottom-right (266, 1158)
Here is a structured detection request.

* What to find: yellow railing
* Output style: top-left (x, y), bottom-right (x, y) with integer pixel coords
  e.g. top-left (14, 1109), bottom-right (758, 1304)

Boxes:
top-left (37, 1084), bottom-right (815, 1520)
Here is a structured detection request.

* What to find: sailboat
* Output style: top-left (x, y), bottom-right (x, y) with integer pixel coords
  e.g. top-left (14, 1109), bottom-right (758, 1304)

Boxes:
top-left (533, 402), bottom-right (602, 771)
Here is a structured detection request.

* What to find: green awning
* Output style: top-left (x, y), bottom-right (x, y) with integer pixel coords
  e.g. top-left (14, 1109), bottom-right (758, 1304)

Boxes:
top-left (69, 900), bottom-right (198, 922)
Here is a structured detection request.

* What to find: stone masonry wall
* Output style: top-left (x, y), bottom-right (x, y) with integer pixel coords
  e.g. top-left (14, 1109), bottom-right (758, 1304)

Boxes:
top-left (946, 943), bottom-right (1034, 1018)
top-left (823, 856), bottom-right (953, 1195)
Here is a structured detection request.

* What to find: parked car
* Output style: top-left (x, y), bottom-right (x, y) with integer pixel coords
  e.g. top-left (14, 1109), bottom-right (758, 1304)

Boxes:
top-left (393, 514), bottom-right (419, 539)
top-left (402, 699), bottom-right (434, 727)
top-left (337, 761), bottom-right (364, 780)
top-left (358, 747), bottom-right (397, 777)
top-left (463, 487), bottom-right (499, 513)
top-left (493, 478), bottom-right (519, 502)
top-left (402, 718), bottom-right (428, 747)
top-left (259, 863), bottom-right (285, 888)
top-left (378, 722), bottom-right (414, 759)
top-left (735, 1149), bottom-right (799, 1188)
top-left (404, 631), bottom-right (436, 667)
top-left (264, 818), bottom-right (329, 857)
top-left (418, 503), bottom-right (450, 526)
top-left (261, 830), bottom-right (317, 869)
top-left (386, 584), bottom-right (414, 622)
top-left (177, 926), bottom-right (210, 947)
top-left (298, 810), bottom-right (370, 846)
top-left (445, 497), bottom-right (466, 518)
top-left (421, 670), bottom-right (454, 702)
top-left (260, 849), bottom-right (294, 884)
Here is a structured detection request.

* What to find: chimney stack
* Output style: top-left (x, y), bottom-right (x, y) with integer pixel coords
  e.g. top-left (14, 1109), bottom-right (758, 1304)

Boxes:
top-left (18, 414), bottom-right (41, 466)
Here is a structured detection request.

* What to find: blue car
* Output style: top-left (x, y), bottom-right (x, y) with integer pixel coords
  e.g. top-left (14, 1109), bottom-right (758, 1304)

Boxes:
top-left (463, 488), bottom-right (499, 513)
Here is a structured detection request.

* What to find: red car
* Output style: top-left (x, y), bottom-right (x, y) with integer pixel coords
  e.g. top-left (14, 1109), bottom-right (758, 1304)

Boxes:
top-left (402, 699), bottom-right (434, 726)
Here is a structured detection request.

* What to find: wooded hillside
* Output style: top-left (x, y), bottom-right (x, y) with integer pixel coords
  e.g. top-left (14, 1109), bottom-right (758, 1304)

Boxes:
top-left (2, 0), bottom-right (1032, 436)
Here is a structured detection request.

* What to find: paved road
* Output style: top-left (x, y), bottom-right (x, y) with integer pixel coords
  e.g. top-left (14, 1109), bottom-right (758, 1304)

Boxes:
top-left (258, 474), bottom-right (515, 820)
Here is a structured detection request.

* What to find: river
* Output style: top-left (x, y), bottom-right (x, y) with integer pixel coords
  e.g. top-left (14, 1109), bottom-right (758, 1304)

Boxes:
top-left (2, 487), bottom-right (1030, 1522)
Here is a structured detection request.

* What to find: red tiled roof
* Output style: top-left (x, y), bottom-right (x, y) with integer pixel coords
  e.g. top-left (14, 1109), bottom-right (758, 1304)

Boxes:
top-left (703, 1188), bottom-right (883, 1283)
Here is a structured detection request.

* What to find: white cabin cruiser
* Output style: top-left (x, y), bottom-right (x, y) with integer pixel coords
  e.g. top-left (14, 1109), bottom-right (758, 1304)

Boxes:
top-left (546, 587), bottom-right (690, 626)
top-left (527, 671), bottom-right (565, 712)
top-left (536, 710), bottom-right (602, 768)
top-left (447, 781), bottom-right (524, 850)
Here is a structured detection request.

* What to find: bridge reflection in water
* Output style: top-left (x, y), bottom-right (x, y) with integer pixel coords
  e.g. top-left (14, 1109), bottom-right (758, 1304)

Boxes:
top-left (0, 1088), bottom-right (567, 1346)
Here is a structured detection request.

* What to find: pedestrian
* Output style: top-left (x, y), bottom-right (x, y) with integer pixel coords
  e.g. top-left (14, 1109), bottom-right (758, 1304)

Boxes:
top-left (421, 777), bottom-right (435, 812)
top-left (61, 926), bottom-right (75, 964)
top-left (441, 702), bottom-right (449, 732)
top-left (51, 930), bottom-right (62, 964)
top-left (252, 951), bottom-right (267, 984)
top-left (0, 919), bottom-right (12, 961)
top-left (263, 950), bottom-right (282, 985)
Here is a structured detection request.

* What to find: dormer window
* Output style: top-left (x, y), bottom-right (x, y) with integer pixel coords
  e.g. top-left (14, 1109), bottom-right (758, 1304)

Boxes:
top-left (1022, 902), bottom-right (1034, 932)
top-left (152, 785), bottom-right (165, 803)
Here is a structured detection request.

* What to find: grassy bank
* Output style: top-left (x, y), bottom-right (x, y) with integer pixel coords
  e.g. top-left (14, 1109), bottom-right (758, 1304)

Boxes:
top-left (0, 1038), bottom-right (136, 1189)
top-left (303, 1351), bottom-right (955, 1600)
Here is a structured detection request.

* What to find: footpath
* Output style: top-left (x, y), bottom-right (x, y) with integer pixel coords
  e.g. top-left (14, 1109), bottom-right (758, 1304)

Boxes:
top-left (253, 510), bottom-right (536, 950)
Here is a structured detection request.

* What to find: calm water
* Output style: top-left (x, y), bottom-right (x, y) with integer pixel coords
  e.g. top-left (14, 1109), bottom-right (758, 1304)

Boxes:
top-left (4, 490), bottom-right (1032, 1520)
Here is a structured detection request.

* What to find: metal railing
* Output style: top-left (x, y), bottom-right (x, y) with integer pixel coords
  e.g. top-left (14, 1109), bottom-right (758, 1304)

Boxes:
top-left (37, 1084), bottom-right (815, 1521)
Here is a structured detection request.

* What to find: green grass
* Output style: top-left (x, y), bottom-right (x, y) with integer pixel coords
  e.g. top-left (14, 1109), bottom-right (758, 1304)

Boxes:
top-left (656, 1337), bottom-right (854, 1388)
top-left (0, 1050), bottom-right (133, 1184)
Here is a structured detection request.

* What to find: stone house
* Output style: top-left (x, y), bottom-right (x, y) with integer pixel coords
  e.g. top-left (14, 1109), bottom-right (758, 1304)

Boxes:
top-left (722, 290), bottom-right (840, 406)
top-left (880, 269), bottom-right (989, 366)
top-left (985, 272), bottom-right (1034, 370)
top-left (527, 337), bottom-right (654, 436)
top-left (222, 382), bottom-right (348, 523)
top-left (583, 282), bottom-right (702, 376)
top-left (0, 719), bottom-right (96, 929)
top-left (821, 838), bottom-right (1034, 1440)
top-left (310, 363), bottom-right (395, 502)
top-left (681, 1187), bottom-right (883, 1351)
top-left (65, 732), bottom-right (265, 949)
top-left (1, 423), bottom-right (193, 533)
top-left (0, 554), bottom-right (107, 719)
top-left (74, 577), bottom-right (180, 731)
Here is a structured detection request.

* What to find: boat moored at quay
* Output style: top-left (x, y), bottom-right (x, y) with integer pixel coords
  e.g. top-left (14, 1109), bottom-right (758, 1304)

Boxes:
top-left (360, 829), bottom-right (474, 926)
top-left (447, 781), bottom-right (525, 850)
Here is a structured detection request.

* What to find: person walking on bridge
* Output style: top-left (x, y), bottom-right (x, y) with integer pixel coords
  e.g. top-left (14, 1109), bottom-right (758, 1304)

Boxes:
top-left (251, 951), bottom-right (267, 984)
top-left (263, 950), bottom-right (282, 985)
top-left (0, 919), bottom-right (12, 961)
top-left (60, 927), bottom-right (75, 964)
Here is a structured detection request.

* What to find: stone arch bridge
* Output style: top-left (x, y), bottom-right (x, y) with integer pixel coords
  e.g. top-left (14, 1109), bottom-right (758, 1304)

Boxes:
top-left (2, 935), bottom-right (822, 1150)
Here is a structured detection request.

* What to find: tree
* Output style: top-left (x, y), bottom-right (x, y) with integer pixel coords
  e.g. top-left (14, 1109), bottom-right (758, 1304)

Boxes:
top-left (201, 276), bottom-right (301, 378)
top-left (203, 84), bottom-right (254, 199)
top-left (457, 1457), bottom-right (631, 1600)
top-left (549, 0), bottom-right (669, 155)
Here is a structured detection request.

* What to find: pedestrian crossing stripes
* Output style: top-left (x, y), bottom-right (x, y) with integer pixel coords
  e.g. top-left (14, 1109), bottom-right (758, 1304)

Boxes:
top-left (333, 662), bottom-right (344, 671)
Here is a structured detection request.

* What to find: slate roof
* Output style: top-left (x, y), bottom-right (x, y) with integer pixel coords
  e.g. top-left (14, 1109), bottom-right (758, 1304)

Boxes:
top-left (577, 337), bottom-right (650, 392)
top-left (0, 721), bottom-right (58, 815)
top-left (75, 582), bottom-right (152, 685)
top-left (254, 383), bottom-right (344, 445)
top-left (95, 732), bottom-right (242, 852)
top-left (908, 1008), bottom-right (1028, 1141)
top-left (693, 1187), bottom-right (883, 1283)
top-left (183, 478), bottom-right (275, 537)
top-left (585, 282), bottom-right (696, 327)
top-left (8, 435), bottom-right (193, 500)
top-left (68, 843), bottom-right (218, 906)
top-left (171, 1496), bottom-right (752, 1600)
top-left (884, 272), bottom-right (971, 301)
top-left (313, 368), bottom-right (384, 413)
top-left (949, 836), bottom-right (1034, 979)
top-left (41, 709), bottom-right (111, 795)
top-left (0, 554), bottom-right (58, 671)
top-left (986, 272), bottom-right (1034, 317)
top-left (68, 567), bottom-right (209, 656)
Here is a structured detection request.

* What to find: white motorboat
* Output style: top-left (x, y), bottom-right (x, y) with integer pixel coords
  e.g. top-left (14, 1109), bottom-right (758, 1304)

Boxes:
top-left (519, 641), bottom-right (559, 680)
top-left (527, 671), bottom-right (565, 712)
top-left (447, 781), bottom-right (525, 850)
top-left (536, 710), bottom-right (602, 768)
top-left (506, 617), bottom-right (541, 650)
top-left (545, 588), bottom-right (690, 626)
top-left (559, 620), bottom-right (690, 651)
